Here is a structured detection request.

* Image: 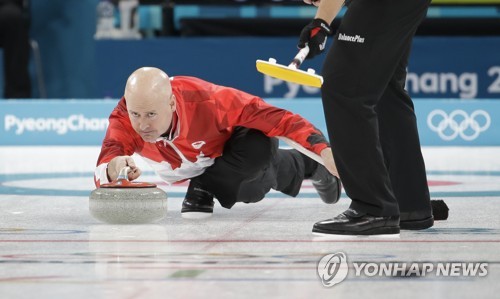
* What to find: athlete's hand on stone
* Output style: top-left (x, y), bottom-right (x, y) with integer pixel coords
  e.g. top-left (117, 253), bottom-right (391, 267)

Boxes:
top-left (298, 18), bottom-right (332, 59)
top-left (303, 0), bottom-right (321, 7)
top-left (320, 148), bottom-right (339, 178)
top-left (107, 156), bottom-right (142, 181)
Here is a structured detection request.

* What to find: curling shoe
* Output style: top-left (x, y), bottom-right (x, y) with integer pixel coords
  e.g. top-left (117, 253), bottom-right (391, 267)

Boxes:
top-left (310, 164), bottom-right (342, 204)
top-left (313, 208), bottom-right (400, 236)
top-left (400, 211), bottom-right (434, 230)
top-left (181, 181), bottom-right (214, 219)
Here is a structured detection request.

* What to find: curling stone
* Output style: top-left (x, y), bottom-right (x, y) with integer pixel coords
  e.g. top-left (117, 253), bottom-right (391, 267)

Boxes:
top-left (89, 167), bottom-right (167, 224)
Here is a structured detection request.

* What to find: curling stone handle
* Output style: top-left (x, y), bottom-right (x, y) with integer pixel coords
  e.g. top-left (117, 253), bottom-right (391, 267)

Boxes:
top-left (289, 45), bottom-right (310, 69)
top-left (117, 166), bottom-right (131, 181)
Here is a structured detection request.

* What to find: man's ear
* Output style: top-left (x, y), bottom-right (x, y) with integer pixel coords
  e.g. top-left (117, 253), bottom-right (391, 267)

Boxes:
top-left (170, 95), bottom-right (176, 112)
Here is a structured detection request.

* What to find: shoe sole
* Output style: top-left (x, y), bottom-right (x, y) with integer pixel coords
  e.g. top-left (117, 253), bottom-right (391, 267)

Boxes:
top-left (181, 212), bottom-right (213, 219)
top-left (312, 232), bottom-right (400, 239)
top-left (400, 216), bottom-right (434, 230)
top-left (312, 226), bottom-right (400, 236)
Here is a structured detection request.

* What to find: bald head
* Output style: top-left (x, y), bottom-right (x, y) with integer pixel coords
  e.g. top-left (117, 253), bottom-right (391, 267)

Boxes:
top-left (125, 67), bottom-right (172, 105)
top-left (124, 67), bottom-right (177, 143)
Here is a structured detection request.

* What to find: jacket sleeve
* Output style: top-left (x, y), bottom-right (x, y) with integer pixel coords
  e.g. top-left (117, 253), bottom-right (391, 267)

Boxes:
top-left (214, 87), bottom-right (330, 156)
top-left (94, 99), bottom-right (139, 187)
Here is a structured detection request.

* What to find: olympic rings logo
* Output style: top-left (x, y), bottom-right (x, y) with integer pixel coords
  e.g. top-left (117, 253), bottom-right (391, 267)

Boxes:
top-left (427, 109), bottom-right (491, 141)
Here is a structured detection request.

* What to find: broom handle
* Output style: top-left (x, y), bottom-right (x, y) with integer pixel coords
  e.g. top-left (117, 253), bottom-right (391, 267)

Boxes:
top-left (289, 45), bottom-right (310, 69)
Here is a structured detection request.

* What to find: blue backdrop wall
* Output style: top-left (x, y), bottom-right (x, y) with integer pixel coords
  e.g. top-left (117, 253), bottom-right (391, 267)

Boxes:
top-left (23, 1), bottom-right (500, 100)
top-left (94, 37), bottom-right (500, 100)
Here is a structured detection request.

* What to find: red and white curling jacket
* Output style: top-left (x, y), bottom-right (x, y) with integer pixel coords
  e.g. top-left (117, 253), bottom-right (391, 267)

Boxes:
top-left (94, 76), bottom-right (329, 187)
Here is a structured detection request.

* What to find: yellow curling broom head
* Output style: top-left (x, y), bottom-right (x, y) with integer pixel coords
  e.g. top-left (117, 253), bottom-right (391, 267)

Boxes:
top-left (256, 59), bottom-right (323, 88)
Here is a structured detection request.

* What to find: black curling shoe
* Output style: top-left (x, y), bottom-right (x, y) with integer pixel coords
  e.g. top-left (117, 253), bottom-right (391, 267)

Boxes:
top-left (181, 181), bottom-right (215, 219)
top-left (313, 209), bottom-right (400, 236)
top-left (310, 164), bottom-right (342, 204)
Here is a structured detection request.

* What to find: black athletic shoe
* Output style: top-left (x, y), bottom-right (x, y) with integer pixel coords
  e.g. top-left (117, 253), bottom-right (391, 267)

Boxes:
top-left (181, 181), bottom-right (214, 219)
top-left (313, 209), bottom-right (400, 236)
top-left (310, 164), bottom-right (342, 204)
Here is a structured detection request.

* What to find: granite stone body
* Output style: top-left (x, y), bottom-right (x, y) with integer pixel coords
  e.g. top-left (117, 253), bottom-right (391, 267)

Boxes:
top-left (89, 187), bottom-right (168, 224)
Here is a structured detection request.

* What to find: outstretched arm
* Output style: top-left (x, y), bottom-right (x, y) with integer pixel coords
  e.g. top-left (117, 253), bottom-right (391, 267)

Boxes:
top-left (94, 99), bottom-right (142, 186)
top-left (212, 87), bottom-right (338, 176)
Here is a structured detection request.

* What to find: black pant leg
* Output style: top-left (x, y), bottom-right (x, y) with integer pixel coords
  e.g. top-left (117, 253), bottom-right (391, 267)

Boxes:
top-left (376, 44), bottom-right (432, 218)
top-left (194, 127), bottom-right (308, 209)
top-left (320, 0), bottom-right (430, 216)
top-left (236, 147), bottom-right (307, 202)
top-left (193, 127), bottom-right (273, 208)
top-left (0, 3), bottom-right (31, 98)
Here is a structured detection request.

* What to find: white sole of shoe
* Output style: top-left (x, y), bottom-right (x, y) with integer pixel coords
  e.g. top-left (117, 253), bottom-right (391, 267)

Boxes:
top-left (181, 212), bottom-right (213, 219)
top-left (312, 232), bottom-right (400, 239)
